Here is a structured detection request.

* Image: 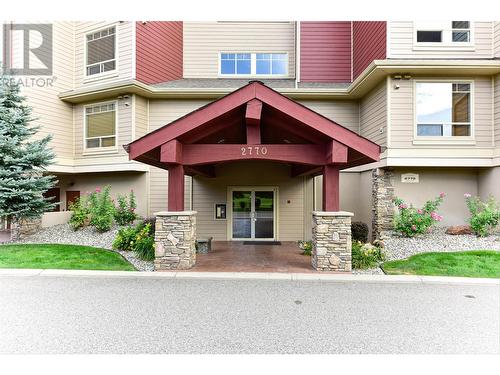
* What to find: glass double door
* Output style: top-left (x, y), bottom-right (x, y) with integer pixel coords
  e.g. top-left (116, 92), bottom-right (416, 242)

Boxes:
top-left (231, 188), bottom-right (275, 240)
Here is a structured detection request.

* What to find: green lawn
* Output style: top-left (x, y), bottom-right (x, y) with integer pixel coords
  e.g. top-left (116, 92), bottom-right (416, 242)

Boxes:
top-left (0, 244), bottom-right (135, 271)
top-left (382, 251), bottom-right (500, 279)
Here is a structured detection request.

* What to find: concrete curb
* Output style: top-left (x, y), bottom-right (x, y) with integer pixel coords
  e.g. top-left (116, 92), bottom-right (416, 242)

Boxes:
top-left (0, 268), bottom-right (498, 285)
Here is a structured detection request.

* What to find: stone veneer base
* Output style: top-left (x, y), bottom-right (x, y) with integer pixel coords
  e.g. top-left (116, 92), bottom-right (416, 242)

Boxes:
top-left (154, 211), bottom-right (197, 271)
top-left (311, 211), bottom-right (353, 272)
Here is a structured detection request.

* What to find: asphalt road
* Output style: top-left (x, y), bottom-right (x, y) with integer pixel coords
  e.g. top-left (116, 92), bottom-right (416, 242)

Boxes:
top-left (0, 275), bottom-right (499, 354)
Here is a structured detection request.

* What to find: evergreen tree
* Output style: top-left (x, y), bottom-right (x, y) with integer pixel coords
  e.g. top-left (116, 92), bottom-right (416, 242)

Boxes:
top-left (0, 78), bottom-right (57, 222)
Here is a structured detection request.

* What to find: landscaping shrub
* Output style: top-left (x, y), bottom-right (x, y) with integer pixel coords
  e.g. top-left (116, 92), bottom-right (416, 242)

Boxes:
top-left (142, 216), bottom-right (157, 235)
top-left (393, 193), bottom-right (445, 237)
top-left (464, 194), bottom-right (500, 237)
top-left (298, 240), bottom-right (312, 256)
top-left (112, 225), bottom-right (140, 251)
top-left (114, 190), bottom-right (138, 226)
top-left (351, 221), bottom-right (369, 243)
top-left (133, 223), bottom-right (155, 261)
top-left (351, 241), bottom-right (385, 269)
top-left (68, 196), bottom-right (90, 230)
top-left (88, 186), bottom-right (115, 232)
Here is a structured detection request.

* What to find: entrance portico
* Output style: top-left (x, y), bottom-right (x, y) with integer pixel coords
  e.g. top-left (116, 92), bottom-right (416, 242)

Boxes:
top-left (125, 81), bottom-right (380, 271)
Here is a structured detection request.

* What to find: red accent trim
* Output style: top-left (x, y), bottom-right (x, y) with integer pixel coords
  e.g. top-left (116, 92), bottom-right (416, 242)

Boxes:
top-left (326, 140), bottom-right (348, 164)
top-left (300, 22), bottom-right (352, 83)
top-left (136, 21), bottom-right (183, 84)
top-left (245, 99), bottom-right (262, 144)
top-left (162, 144), bottom-right (330, 166)
top-left (168, 164), bottom-right (185, 211)
top-left (322, 165), bottom-right (340, 211)
top-left (160, 140), bottom-right (182, 164)
top-left (352, 21), bottom-right (386, 80)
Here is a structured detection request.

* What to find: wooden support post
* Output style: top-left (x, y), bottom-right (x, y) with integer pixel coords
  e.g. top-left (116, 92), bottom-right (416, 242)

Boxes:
top-left (245, 99), bottom-right (262, 144)
top-left (168, 164), bottom-right (185, 211)
top-left (322, 165), bottom-right (340, 212)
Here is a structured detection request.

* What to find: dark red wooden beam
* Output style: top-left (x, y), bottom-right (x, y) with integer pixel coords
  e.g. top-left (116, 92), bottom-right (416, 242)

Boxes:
top-left (326, 140), bottom-right (348, 164)
top-left (168, 164), bottom-right (185, 211)
top-left (246, 99), bottom-right (262, 145)
top-left (161, 140), bottom-right (182, 164)
top-left (161, 144), bottom-right (334, 166)
top-left (322, 165), bottom-right (340, 211)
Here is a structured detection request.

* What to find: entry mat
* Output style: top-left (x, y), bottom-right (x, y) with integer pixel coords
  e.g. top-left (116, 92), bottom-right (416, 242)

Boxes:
top-left (243, 241), bottom-right (282, 245)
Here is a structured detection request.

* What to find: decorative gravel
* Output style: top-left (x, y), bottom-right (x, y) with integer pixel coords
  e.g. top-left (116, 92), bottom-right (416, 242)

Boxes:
top-left (383, 226), bottom-right (500, 261)
top-left (352, 267), bottom-right (384, 275)
top-left (14, 224), bottom-right (154, 272)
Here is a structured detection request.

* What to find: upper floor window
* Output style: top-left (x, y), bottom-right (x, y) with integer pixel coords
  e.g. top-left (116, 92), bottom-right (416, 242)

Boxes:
top-left (220, 53), bottom-right (288, 76)
top-left (416, 82), bottom-right (471, 137)
top-left (86, 27), bottom-right (116, 76)
top-left (85, 102), bottom-right (116, 149)
top-left (415, 21), bottom-right (471, 44)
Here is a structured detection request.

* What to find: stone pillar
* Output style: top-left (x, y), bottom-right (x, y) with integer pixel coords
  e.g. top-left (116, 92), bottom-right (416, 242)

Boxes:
top-left (312, 211), bottom-right (353, 272)
top-left (10, 216), bottom-right (42, 241)
top-left (154, 211), bottom-right (197, 270)
top-left (372, 168), bottom-right (395, 241)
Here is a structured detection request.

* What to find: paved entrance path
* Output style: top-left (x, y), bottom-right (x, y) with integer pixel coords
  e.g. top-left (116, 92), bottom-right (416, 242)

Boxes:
top-left (0, 274), bottom-right (498, 354)
top-left (193, 241), bottom-right (313, 272)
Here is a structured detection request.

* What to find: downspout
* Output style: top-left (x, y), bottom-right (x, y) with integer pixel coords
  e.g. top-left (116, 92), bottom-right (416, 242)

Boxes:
top-left (295, 21), bottom-right (300, 89)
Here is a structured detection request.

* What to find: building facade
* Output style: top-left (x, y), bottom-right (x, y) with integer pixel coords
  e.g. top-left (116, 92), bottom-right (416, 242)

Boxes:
top-left (4, 21), bottom-right (500, 244)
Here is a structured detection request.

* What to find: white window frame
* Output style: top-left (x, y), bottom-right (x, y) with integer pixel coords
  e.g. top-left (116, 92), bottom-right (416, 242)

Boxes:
top-left (413, 21), bottom-right (474, 51)
top-left (218, 52), bottom-right (289, 78)
top-left (413, 79), bottom-right (475, 144)
top-left (84, 25), bottom-right (119, 81)
top-left (83, 100), bottom-right (119, 153)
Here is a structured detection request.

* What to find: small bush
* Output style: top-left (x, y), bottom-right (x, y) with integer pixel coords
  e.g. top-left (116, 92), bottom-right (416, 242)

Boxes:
top-left (464, 194), bottom-right (500, 237)
top-left (298, 240), bottom-right (312, 256)
top-left (114, 190), bottom-right (138, 226)
top-left (68, 196), bottom-right (90, 231)
top-left (112, 225), bottom-right (140, 251)
top-left (351, 221), bottom-right (369, 243)
top-left (141, 216), bottom-right (157, 235)
top-left (352, 241), bottom-right (385, 269)
top-left (88, 186), bottom-right (115, 232)
top-left (134, 223), bottom-right (155, 261)
top-left (393, 193), bottom-right (445, 237)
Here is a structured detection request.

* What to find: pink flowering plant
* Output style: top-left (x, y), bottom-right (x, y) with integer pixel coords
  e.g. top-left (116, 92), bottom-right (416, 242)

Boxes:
top-left (392, 192), bottom-right (445, 237)
top-left (464, 193), bottom-right (500, 237)
top-left (88, 185), bottom-right (115, 232)
top-left (114, 190), bottom-right (138, 226)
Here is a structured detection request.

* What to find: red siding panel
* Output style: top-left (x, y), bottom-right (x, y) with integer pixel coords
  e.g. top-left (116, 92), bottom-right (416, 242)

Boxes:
top-left (352, 21), bottom-right (386, 80)
top-left (300, 21), bottom-right (352, 83)
top-left (136, 21), bottom-right (183, 84)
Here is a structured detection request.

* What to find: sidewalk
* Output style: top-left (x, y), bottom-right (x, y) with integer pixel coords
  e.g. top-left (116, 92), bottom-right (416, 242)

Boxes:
top-left (0, 268), bottom-right (498, 285)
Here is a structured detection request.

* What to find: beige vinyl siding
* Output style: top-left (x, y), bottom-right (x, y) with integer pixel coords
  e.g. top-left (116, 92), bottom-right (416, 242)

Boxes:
top-left (74, 98), bottom-right (132, 159)
top-left (183, 22), bottom-right (296, 78)
top-left (494, 22), bottom-right (500, 58)
top-left (388, 21), bottom-right (493, 58)
top-left (74, 21), bottom-right (135, 87)
top-left (495, 74), bottom-right (500, 146)
top-left (390, 77), bottom-right (493, 148)
top-left (193, 161), bottom-right (305, 241)
top-left (20, 22), bottom-right (75, 161)
top-left (359, 80), bottom-right (387, 146)
top-left (134, 95), bottom-right (148, 139)
top-left (298, 100), bottom-right (360, 133)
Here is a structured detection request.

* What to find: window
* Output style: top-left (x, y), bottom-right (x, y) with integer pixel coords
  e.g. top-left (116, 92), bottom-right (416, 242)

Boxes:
top-left (220, 53), bottom-right (288, 76)
top-left (256, 53), bottom-right (287, 75)
top-left (452, 21), bottom-right (470, 42)
top-left (86, 26), bottom-right (116, 76)
top-left (415, 21), bottom-right (471, 44)
top-left (220, 53), bottom-right (251, 75)
top-left (85, 103), bottom-right (116, 148)
top-left (416, 82), bottom-right (471, 137)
